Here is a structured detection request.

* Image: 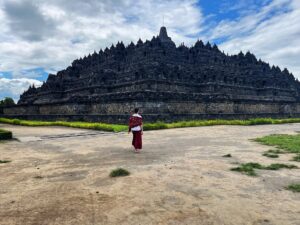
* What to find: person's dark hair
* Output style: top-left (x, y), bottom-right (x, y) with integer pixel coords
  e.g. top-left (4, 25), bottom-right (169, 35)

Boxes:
top-left (134, 108), bottom-right (139, 113)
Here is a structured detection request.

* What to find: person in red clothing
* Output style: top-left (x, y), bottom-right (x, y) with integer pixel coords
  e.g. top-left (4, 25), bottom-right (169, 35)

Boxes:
top-left (128, 108), bottom-right (143, 153)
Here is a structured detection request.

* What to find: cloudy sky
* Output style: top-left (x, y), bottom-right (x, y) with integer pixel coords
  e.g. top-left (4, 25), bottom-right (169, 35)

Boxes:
top-left (0, 0), bottom-right (299, 101)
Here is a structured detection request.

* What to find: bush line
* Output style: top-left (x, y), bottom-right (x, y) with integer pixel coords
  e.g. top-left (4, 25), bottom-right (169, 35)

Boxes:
top-left (143, 118), bottom-right (300, 130)
top-left (0, 118), bottom-right (127, 132)
top-left (1, 117), bottom-right (300, 132)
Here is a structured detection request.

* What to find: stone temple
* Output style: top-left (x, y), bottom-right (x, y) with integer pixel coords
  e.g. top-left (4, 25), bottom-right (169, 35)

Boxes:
top-left (2, 27), bottom-right (300, 123)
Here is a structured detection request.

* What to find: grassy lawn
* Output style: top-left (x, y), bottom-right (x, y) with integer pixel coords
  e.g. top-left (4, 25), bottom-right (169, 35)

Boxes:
top-left (0, 128), bottom-right (12, 140)
top-left (255, 134), bottom-right (300, 162)
top-left (255, 134), bottom-right (300, 154)
top-left (1, 117), bottom-right (300, 132)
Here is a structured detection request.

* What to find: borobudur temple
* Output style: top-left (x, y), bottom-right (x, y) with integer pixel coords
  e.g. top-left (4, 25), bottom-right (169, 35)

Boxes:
top-left (2, 27), bottom-right (300, 123)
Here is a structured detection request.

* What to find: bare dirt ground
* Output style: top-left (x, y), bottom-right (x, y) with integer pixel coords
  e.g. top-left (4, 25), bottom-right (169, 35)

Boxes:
top-left (0, 123), bottom-right (299, 225)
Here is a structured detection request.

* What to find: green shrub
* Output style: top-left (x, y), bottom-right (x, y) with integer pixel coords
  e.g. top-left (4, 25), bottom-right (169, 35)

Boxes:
top-left (143, 121), bottom-right (168, 131)
top-left (0, 129), bottom-right (12, 140)
top-left (248, 118), bottom-right (273, 125)
top-left (109, 168), bottom-right (130, 177)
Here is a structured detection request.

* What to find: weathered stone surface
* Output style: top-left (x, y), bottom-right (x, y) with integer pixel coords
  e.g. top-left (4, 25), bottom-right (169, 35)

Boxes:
top-left (2, 27), bottom-right (300, 122)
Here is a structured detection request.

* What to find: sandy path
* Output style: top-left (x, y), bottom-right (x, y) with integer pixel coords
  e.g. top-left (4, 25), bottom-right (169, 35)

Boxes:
top-left (0, 123), bottom-right (299, 225)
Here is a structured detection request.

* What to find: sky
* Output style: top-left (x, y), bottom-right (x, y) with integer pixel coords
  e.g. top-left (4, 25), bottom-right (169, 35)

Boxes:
top-left (0, 0), bottom-right (299, 101)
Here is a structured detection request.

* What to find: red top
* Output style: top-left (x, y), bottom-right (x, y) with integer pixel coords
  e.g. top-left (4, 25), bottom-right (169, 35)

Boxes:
top-left (128, 115), bottom-right (142, 132)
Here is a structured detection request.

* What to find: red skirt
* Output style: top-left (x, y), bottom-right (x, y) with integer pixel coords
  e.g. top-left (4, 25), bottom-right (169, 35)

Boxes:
top-left (132, 131), bottom-right (142, 149)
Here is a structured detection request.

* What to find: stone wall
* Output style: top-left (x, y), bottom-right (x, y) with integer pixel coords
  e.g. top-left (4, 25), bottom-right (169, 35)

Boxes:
top-left (2, 101), bottom-right (300, 123)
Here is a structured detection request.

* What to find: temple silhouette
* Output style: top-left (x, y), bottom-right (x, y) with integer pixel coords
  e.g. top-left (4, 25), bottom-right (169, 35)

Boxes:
top-left (3, 27), bottom-right (300, 122)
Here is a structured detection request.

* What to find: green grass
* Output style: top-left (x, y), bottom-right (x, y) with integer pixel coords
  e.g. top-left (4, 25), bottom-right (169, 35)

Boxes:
top-left (231, 163), bottom-right (263, 176)
top-left (109, 168), bottom-right (130, 177)
top-left (0, 129), bottom-right (12, 140)
top-left (0, 118), bottom-right (127, 132)
top-left (266, 149), bottom-right (287, 154)
top-left (286, 184), bottom-right (300, 192)
top-left (262, 152), bottom-right (279, 158)
top-left (255, 134), bottom-right (300, 162)
top-left (1, 117), bottom-right (300, 132)
top-left (264, 163), bottom-right (297, 170)
top-left (0, 160), bottom-right (11, 164)
top-left (292, 155), bottom-right (300, 162)
top-left (231, 162), bottom-right (298, 176)
top-left (255, 134), bottom-right (300, 154)
top-left (143, 118), bottom-right (300, 130)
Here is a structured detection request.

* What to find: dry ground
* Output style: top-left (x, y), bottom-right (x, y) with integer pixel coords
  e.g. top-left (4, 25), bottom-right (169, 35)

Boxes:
top-left (0, 123), bottom-right (300, 225)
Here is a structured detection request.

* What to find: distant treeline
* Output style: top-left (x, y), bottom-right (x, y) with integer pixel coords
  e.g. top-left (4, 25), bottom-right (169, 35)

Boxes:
top-left (0, 97), bottom-right (15, 107)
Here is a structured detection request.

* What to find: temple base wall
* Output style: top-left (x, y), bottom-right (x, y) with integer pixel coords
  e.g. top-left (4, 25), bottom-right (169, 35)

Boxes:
top-left (2, 101), bottom-right (300, 124)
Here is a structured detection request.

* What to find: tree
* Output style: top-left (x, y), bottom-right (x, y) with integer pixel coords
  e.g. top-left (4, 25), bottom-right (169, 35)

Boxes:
top-left (0, 97), bottom-right (16, 107)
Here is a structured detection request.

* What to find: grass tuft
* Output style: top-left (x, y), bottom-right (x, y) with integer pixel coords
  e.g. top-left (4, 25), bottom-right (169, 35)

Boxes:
top-left (292, 155), bottom-right (300, 162)
top-left (264, 163), bottom-right (297, 170)
top-left (109, 168), bottom-right (130, 177)
top-left (0, 129), bottom-right (12, 140)
top-left (262, 152), bottom-right (279, 158)
top-left (231, 163), bottom-right (263, 176)
top-left (286, 183), bottom-right (300, 192)
top-left (231, 162), bottom-right (297, 176)
top-left (0, 160), bottom-right (11, 164)
top-left (267, 149), bottom-right (287, 154)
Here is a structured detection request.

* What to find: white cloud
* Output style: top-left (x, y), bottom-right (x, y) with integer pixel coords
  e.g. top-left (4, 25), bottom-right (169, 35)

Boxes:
top-left (214, 0), bottom-right (300, 78)
top-left (0, 0), bottom-right (203, 80)
top-left (0, 78), bottom-right (42, 102)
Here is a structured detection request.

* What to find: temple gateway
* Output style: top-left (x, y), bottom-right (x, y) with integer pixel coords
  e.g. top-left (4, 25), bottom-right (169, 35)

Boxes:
top-left (2, 27), bottom-right (300, 123)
